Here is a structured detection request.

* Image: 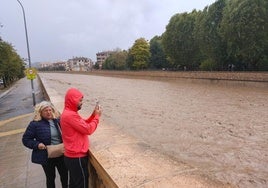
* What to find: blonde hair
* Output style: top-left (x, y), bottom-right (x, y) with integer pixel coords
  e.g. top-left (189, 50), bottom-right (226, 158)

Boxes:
top-left (33, 101), bottom-right (60, 121)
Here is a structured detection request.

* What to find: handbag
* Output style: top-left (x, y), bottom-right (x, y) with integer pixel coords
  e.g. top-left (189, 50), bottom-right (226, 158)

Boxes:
top-left (46, 143), bottom-right (64, 158)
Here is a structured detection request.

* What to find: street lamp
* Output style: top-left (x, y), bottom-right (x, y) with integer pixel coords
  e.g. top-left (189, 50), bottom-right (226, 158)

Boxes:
top-left (16, 0), bottom-right (36, 106)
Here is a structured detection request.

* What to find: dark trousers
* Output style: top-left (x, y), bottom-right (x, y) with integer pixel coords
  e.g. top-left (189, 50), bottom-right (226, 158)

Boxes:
top-left (64, 155), bottom-right (89, 188)
top-left (42, 156), bottom-right (68, 188)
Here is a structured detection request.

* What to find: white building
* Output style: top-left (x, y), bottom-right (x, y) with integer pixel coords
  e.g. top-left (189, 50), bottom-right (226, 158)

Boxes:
top-left (67, 57), bottom-right (93, 71)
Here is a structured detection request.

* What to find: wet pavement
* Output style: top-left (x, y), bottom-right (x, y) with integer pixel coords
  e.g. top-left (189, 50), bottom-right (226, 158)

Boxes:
top-left (0, 78), bottom-right (62, 188)
top-left (0, 78), bottom-right (43, 121)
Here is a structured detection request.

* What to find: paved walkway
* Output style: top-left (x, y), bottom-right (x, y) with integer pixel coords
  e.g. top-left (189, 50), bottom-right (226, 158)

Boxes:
top-left (0, 113), bottom-right (62, 188)
top-left (0, 83), bottom-right (62, 188)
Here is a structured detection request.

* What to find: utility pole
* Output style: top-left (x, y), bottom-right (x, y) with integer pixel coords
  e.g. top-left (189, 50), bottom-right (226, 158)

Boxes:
top-left (16, 0), bottom-right (36, 106)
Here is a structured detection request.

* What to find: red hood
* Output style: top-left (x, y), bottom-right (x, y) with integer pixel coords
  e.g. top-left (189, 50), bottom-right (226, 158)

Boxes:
top-left (64, 88), bottom-right (83, 112)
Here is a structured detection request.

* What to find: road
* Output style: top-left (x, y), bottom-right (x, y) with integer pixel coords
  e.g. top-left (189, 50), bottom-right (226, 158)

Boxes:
top-left (0, 77), bottom-right (44, 121)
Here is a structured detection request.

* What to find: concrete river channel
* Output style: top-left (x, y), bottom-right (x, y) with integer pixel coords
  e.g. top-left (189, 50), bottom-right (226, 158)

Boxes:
top-left (39, 72), bottom-right (268, 188)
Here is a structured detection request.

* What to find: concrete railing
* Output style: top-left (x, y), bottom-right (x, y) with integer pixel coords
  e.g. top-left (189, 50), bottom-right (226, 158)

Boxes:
top-left (37, 73), bottom-right (231, 188)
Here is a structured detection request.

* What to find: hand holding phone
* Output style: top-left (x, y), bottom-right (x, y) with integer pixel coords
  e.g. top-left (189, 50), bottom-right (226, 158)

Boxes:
top-left (94, 99), bottom-right (102, 116)
top-left (95, 100), bottom-right (100, 110)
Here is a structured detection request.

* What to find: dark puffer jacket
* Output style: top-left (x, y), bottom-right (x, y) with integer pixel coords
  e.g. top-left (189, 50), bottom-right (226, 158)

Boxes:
top-left (22, 118), bottom-right (62, 165)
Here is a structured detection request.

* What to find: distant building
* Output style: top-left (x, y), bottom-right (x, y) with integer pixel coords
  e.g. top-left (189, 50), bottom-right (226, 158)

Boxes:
top-left (39, 62), bottom-right (52, 69)
top-left (96, 51), bottom-right (113, 69)
top-left (38, 62), bottom-right (65, 71)
top-left (53, 62), bottom-right (66, 69)
top-left (67, 57), bottom-right (93, 71)
top-left (38, 57), bottom-right (93, 71)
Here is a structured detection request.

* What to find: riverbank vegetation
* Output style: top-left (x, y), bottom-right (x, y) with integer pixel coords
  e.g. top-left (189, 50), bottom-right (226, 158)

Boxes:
top-left (0, 38), bottom-right (25, 88)
top-left (1, 0), bottom-right (267, 83)
top-left (102, 0), bottom-right (268, 71)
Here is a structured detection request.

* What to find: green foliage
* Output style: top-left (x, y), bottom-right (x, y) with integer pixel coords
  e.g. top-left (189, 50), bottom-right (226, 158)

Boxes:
top-left (162, 10), bottom-right (201, 70)
top-left (103, 50), bottom-right (128, 70)
top-left (257, 57), bottom-right (268, 71)
top-left (220, 0), bottom-right (268, 70)
top-left (93, 63), bottom-right (99, 70)
top-left (160, 0), bottom-right (268, 71)
top-left (3, 0), bottom-right (267, 73)
top-left (195, 0), bottom-right (227, 70)
top-left (0, 39), bottom-right (25, 87)
top-left (128, 38), bottom-right (150, 70)
top-left (149, 36), bottom-right (170, 69)
top-left (199, 58), bottom-right (217, 71)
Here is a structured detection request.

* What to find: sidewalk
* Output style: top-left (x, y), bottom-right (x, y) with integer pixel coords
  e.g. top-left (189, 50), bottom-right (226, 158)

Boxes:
top-left (0, 112), bottom-right (61, 188)
top-left (0, 103), bottom-right (61, 188)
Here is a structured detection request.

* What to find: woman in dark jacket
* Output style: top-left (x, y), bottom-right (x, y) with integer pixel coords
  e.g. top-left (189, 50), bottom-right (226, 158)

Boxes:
top-left (22, 101), bottom-right (68, 188)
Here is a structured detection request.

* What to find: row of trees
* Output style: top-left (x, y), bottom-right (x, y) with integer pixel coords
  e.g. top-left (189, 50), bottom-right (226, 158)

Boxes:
top-left (1, 0), bottom-right (267, 76)
top-left (0, 38), bottom-right (25, 87)
top-left (103, 0), bottom-right (268, 71)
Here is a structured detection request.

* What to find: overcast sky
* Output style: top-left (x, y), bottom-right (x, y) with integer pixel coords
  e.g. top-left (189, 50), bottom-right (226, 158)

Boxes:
top-left (0, 0), bottom-right (215, 63)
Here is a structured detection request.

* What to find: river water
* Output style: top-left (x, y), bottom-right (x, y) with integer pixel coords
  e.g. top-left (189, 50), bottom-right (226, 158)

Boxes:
top-left (39, 72), bottom-right (268, 188)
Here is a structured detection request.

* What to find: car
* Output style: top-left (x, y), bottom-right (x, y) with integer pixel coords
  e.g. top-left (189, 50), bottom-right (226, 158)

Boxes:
top-left (0, 79), bottom-right (3, 85)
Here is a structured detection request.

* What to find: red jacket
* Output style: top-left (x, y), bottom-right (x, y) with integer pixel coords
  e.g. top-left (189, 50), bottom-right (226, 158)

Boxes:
top-left (60, 88), bottom-right (99, 158)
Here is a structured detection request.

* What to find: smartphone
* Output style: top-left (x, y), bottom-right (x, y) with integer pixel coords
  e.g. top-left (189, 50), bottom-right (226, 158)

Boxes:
top-left (95, 99), bottom-right (100, 110)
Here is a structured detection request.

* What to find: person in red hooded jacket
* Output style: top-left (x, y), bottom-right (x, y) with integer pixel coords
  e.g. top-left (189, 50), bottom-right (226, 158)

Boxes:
top-left (60, 88), bottom-right (101, 188)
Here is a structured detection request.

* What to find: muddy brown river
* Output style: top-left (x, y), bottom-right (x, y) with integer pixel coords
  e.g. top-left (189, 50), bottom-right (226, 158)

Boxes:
top-left (39, 72), bottom-right (268, 188)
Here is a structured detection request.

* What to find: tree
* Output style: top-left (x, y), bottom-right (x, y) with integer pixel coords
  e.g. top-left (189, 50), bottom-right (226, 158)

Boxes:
top-left (128, 38), bottom-right (150, 70)
top-left (195, 0), bottom-right (227, 70)
top-left (103, 50), bottom-right (128, 70)
top-left (149, 36), bottom-right (170, 69)
top-left (220, 0), bottom-right (268, 70)
top-left (162, 10), bottom-right (201, 70)
top-left (0, 39), bottom-right (25, 87)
